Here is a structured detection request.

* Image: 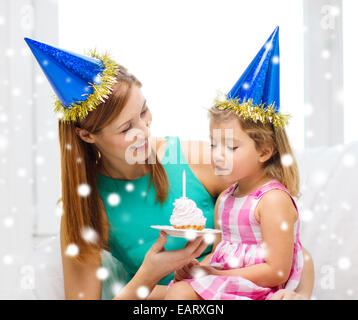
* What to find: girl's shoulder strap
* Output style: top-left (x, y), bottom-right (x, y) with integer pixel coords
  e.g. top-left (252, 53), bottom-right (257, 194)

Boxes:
top-left (252, 179), bottom-right (298, 211)
top-left (223, 182), bottom-right (238, 196)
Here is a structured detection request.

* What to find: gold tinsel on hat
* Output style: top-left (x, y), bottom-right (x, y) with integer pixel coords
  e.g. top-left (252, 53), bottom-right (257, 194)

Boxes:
top-left (214, 93), bottom-right (291, 129)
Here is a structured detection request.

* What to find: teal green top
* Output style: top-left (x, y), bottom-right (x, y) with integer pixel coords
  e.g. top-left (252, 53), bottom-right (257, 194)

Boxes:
top-left (96, 136), bottom-right (216, 285)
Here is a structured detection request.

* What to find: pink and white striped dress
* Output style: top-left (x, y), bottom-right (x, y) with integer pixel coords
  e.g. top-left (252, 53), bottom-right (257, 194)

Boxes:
top-left (169, 179), bottom-right (304, 300)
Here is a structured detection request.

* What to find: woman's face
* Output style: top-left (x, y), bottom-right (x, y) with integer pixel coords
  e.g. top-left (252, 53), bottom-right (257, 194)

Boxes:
top-left (209, 117), bottom-right (265, 184)
top-left (88, 85), bottom-right (153, 165)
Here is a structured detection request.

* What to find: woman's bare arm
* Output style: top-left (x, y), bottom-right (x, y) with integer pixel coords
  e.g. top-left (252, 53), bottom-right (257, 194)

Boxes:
top-left (60, 222), bottom-right (103, 300)
top-left (295, 247), bottom-right (314, 298)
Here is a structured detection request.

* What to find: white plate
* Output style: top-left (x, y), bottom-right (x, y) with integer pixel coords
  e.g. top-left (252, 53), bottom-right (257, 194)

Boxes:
top-left (150, 225), bottom-right (221, 239)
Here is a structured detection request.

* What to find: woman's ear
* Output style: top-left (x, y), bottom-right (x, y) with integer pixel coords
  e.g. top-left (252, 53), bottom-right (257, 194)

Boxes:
top-left (258, 146), bottom-right (274, 163)
top-left (75, 127), bottom-right (96, 144)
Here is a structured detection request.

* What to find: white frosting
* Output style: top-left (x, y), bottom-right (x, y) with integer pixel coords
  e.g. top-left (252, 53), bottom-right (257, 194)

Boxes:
top-left (170, 197), bottom-right (206, 227)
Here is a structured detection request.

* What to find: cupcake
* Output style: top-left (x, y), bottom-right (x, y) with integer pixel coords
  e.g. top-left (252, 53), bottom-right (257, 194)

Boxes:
top-left (170, 197), bottom-right (206, 230)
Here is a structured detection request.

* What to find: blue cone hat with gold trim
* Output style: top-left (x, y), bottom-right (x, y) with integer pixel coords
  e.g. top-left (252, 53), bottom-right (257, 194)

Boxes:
top-left (24, 37), bottom-right (119, 122)
top-left (215, 26), bottom-right (290, 128)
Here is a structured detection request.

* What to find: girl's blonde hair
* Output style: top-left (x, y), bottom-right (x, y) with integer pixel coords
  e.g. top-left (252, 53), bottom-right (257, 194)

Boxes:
top-left (58, 65), bottom-right (169, 263)
top-left (208, 106), bottom-right (300, 198)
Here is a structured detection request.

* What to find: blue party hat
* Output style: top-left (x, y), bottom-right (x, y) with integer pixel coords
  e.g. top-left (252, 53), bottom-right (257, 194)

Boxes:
top-left (24, 37), bottom-right (119, 122)
top-left (215, 26), bottom-right (290, 128)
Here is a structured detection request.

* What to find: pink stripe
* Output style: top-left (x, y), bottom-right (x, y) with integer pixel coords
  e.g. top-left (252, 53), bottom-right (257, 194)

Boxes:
top-left (237, 195), bottom-right (257, 244)
top-left (221, 195), bottom-right (235, 242)
top-left (198, 276), bottom-right (228, 299)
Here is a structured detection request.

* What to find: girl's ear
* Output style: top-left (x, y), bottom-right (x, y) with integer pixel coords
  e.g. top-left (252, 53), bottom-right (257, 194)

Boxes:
top-left (75, 127), bottom-right (96, 144)
top-left (258, 146), bottom-right (274, 163)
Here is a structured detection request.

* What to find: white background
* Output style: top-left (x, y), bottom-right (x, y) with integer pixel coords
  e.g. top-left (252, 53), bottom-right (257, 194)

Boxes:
top-left (59, 0), bottom-right (305, 151)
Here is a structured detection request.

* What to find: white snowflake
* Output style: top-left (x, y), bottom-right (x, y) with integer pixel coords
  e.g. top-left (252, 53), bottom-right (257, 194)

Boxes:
top-left (136, 286), bottom-right (149, 299)
top-left (93, 75), bottom-right (102, 84)
top-left (81, 226), bottom-right (98, 244)
top-left (301, 209), bottom-right (313, 222)
top-left (321, 49), bottom-right (331, 59)
top-left (112, 282), bottom-right (125, 296)
top-left (324, 72), bottom-right (332, 80)
top-left (5, 48), bottom-right (14, 57)
top-left (346, 289), bottom-right (354, 297)
top-left (341, 202), bottom-right (351, 211)
top-left (281, 154), bottom-right (293, 167)
top-left (228, 257), bottom-right (240, 268)
top-left (280, 221), bottom-right (289, 231)
top-left (265, 41), bottom-right (273, 50)
top-left (204, 233), bottom-right (215, 244)
top-left (277, 270), bottom-right (284, 277)
top-left (125, 183), bottom-right (135, 192)
top-left (312, 171), bottom-right (327, 186)
top-left (4, 217), bottom-right (15, 228)
top-left (342, 154), bottom-right (356, 167)
top-left (96, 267), bottom-right (109, 280)
top-left (77, 183), bottom-right (91, 197)
top-left (46, 131), bottom-right (56, 140)
top-left (107, 193), bottom-right (121, 206)
top-left (35, 156), bottom-right (45, 166)
top-left (306, 130), bottom-right (314, 138)
top-left (0, 113), bottom-right (8, 123)
top-left (0, 135), bottom-right (8, 150)
top-left (271, 55), bottom-right (279, 64)
top-left (242, 82), bottom-right (250, 90)
top-left (35, 74), bottom-right (44, 84)
top-left (192, 267), bottom-right (207, 279)
top-left (3, 254), bottom-right (13, 265)
top-left (303, 103), bottom-right (313, 116)
top-left (184, 229), bottom-right (197, 240)
top-left (65, 244), bottom-right (79, 257)
top-left (17, 168), bottom-right (27, 178)
top-left (11, 87), bottom-right (21, 96)
top-left (338, 257), bottom-right (351, 270)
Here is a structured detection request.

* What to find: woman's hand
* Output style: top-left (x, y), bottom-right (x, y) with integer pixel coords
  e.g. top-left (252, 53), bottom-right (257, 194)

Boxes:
top-left (141, 232), bottom-right (209, 283)
top-left (174, 259), bottom-right (200, 282)
top-left (269, 289), bottom-right (309, 300)
top-left (113, 231), bottom-right (208, 300)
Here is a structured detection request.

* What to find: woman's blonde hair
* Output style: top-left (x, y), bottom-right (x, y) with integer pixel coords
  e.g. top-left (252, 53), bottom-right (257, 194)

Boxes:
top-left (208, 106), bottom-right (300, 198)
top-left (58, 65), bottom-right (169, 263)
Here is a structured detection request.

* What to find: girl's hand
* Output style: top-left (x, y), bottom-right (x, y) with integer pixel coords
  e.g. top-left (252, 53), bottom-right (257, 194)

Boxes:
top-left (269, 289), bottom-right (309, 300)
top-left (190, 265), bottom-right (220, 277)
top-left (174, 259), bottom-right (200, 282)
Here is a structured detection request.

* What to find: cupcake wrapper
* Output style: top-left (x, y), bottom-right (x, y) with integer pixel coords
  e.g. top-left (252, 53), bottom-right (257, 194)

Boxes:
top-left (172, 225), bottom-right (205, 231)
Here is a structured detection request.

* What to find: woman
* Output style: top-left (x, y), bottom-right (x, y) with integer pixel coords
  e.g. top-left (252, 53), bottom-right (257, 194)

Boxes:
top-left (24, 37), bottom-right (314, 300)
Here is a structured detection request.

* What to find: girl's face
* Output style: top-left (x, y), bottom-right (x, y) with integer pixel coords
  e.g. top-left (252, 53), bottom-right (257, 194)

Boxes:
top-left (209, 117), bottom-right (268, 184)
top-left (79, 85), bottom-right (153, 164)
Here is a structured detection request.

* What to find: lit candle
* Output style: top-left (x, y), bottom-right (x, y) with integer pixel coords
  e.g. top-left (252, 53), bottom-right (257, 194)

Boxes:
top-left (182, 170), bottom-right (186, 198)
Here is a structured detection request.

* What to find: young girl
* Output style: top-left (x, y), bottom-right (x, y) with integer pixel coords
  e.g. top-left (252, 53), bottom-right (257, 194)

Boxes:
top-left (165, 26), bottom-right (305, 300)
